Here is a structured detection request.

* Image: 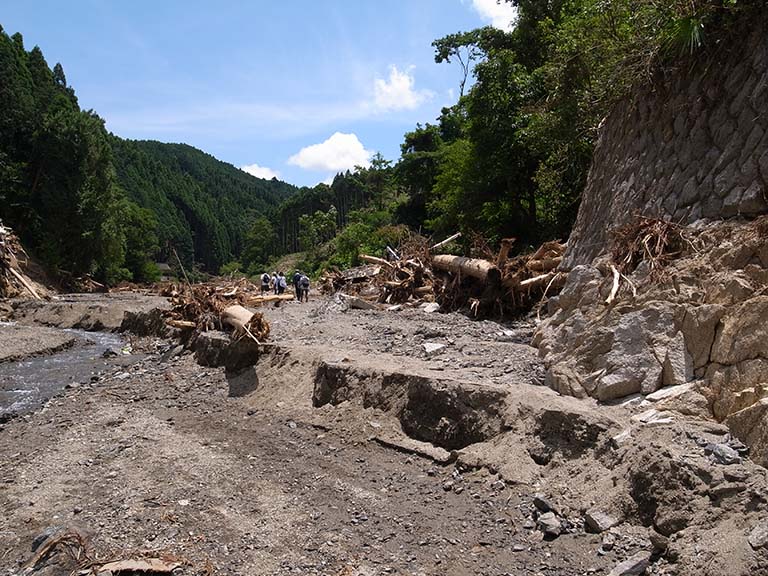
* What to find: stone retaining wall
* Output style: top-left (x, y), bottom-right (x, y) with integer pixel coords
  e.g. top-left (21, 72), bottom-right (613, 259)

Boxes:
top-left (564, 17), bottom-right (768, 267)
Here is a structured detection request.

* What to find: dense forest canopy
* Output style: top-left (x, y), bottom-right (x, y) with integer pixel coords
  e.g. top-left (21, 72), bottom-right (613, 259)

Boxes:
top-left (0, 0), bottom-right (756, 284)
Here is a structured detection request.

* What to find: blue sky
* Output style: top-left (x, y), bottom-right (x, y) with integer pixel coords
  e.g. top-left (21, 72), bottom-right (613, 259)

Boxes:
top-left (3, 1), bottom-right (516, 187)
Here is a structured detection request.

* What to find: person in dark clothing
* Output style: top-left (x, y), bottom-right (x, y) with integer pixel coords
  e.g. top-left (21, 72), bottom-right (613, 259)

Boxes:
top-left (292, 270), bottom-right (302, 300)
top-left (299, 274), bottom-right (310, 302)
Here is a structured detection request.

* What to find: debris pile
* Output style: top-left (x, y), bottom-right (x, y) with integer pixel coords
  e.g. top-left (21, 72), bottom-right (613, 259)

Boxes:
top-left (160, 277), bottom-right (282, 338)
top-left (20, 525), bottom-right (182, 576)
top-left (320, 234), bottom-right (568, 317)
top-left (610, 215), bottom-right (691, 279)
top-left (0, 223), bottom-right (45, 300)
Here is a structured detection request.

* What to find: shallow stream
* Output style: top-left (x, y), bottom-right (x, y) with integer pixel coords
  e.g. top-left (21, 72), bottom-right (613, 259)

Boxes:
top-left (0, 327), bottom-right (124, 419)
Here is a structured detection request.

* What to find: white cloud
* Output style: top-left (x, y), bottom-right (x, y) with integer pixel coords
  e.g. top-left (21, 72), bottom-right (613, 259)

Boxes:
top-left (373, 65), bottom-right (433, 112)
top-left (470, 0), bottom-right (517, 31)
top-left (288, 132), bottom-right (372, 172)
top-left (240, 163), bottom-right (280, 180)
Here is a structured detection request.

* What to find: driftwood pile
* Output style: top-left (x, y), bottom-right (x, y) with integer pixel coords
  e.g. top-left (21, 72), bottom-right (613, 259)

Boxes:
top-left (160, 277), bottom-right (287, 340)
top-left (436, 239), bottom-right (567, 316)
top-left (0, 223), bottom-right (42, 300)
top-left (610, 215), bottom-right (688, 279)
top-left (320, 234), bottom-right (568, 317)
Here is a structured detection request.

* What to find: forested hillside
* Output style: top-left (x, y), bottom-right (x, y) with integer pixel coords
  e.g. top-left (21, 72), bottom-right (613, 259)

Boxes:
top-left (111, 139), bottom-right (296, 271)
top-left (0, 25), bottom-right (297, 283)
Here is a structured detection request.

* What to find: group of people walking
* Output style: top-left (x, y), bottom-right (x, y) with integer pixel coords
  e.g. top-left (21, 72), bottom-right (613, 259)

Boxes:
top-left (260, 270), bottom-right (310, 302)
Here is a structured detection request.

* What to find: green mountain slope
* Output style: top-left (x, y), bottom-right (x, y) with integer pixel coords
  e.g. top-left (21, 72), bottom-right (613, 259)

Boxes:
top-left (110, 138), bottom-right (297, 271)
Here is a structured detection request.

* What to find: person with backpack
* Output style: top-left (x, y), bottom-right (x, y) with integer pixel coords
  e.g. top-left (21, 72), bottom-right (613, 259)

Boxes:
top-left (271, 271), bottom-right (278, 295)
top-left (292, 270), bottom-right (302, 300)
top-left (277, 272), bottom-right (287, 295)
top-left (299, 274), bottom-right (310, 302)
top-left (260, 272), bottom-right (270, 295)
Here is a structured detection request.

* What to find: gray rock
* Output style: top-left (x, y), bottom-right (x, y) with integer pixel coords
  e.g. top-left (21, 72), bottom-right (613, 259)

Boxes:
top-left (536, 511), bottom-right (562, 537)
top-left (585, 509), bottom-right (619, 533)
top-left (533, 494), bottom-right (556, 514)
top-left (193, 331), bottom-right (230, 367)
top-left (225, 366), bottom-right (259, 398)
top-left (748, 522), bottom-right (768, 549)
top-left (160, 344), bottom-right (185, 363)
top-left (601, 533), bottom-right (616, 552)
top-left (423, 342), bottom-right (446, 355)
top-left (607, 551), bottom-right (652, 576)
top-left (422, 302), bottom-right (441, 314)
top-left (708, 443), bottom-right (742, 465)
top-left (649, 531), bottom-right (668, 552)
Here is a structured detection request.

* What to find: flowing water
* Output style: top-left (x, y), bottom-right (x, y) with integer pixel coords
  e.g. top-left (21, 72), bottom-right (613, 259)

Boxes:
top-left (0, 327), bottom-right (125, 419)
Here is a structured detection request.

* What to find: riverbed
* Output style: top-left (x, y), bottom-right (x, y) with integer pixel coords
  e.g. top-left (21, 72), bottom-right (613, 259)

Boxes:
top-left (0, 326), bottom-right (125, 418)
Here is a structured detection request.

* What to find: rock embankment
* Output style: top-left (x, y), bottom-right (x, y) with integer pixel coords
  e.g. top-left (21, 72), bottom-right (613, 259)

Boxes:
top-left (535, 218), bottom-right (768, 464)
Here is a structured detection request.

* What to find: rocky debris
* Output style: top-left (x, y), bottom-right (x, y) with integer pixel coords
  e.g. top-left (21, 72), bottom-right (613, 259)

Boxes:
top-left (533, 494), bottom-right (558, 514)
top-left (120, 307), bottom-right (170, 337)
top-left (422, 342), bottom-right (446, 355)
top-left (536, 511), bottom-right (562, 538)
top-left (606, 550), bottom-right (652, 576)
top-left (338, 293), bottom-right (377, 310)
top-left (748, 522), bottom-right (768, 550)
top-left (631, 409), bottom-right (675, 426)
top-left (585, 509), bottom-right (620, 533)
top-left (535, 217), bottom-right (768, 465)
top-left (706, 442), bottom-right (742, 465)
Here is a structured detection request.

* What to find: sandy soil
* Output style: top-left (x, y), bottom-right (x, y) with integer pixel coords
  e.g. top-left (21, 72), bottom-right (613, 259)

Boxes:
top-left (0, 325), bottom-right (78, 363)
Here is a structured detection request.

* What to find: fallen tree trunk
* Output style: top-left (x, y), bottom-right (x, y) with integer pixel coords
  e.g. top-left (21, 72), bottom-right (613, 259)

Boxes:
top-left (527, 257), bottom-right (562, 272)
top-left (8, 266), bottom-right (41, 300)
top-left (245, 293), bottom-right (295, 305)
top-left (222, 305), bottom-right (255, 334)
top-left (432, 255), bottom-right (501, 284)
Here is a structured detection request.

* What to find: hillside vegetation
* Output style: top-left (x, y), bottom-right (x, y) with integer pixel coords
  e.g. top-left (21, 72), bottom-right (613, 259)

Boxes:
top-left (0, 0), bottom-right (758, 285)
top-left (0, 25), bottom-right (297, 283)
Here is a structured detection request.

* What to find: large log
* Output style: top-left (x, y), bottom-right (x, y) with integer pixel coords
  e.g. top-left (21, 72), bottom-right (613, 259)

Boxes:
top-left (432, 255), bottom-right (501, 284)
top-left (222, 304), bottom-right (254, 334)
top-left (245, 293), bottom-right (295, 306)
top-left (527, 257), bottom-right (562, 272)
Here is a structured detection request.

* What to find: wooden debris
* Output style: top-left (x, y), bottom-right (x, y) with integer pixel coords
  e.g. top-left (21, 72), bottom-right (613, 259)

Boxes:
top-left (0, 223), bottom-right (46, 300)
top-left (319, 233), bottom-right (568, 318)
top-left (610, 215), bottom-right (684, 279)
top-left (432, 255), bottom-right (502, 283)
top-left (606, 265), bottom-right (621, 304)
top-left (96, 558), bottom-right (182, 574)
top-left (161, 277), bottom-right (272, 339)
top-left (430, 232), bottom-right (462, 251)
top-left (496, 238), bottom-right (515, 268)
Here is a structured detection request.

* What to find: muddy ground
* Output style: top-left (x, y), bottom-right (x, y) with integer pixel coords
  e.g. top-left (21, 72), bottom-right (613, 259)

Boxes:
top-left (1, 295), bottom-right (767, 575)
